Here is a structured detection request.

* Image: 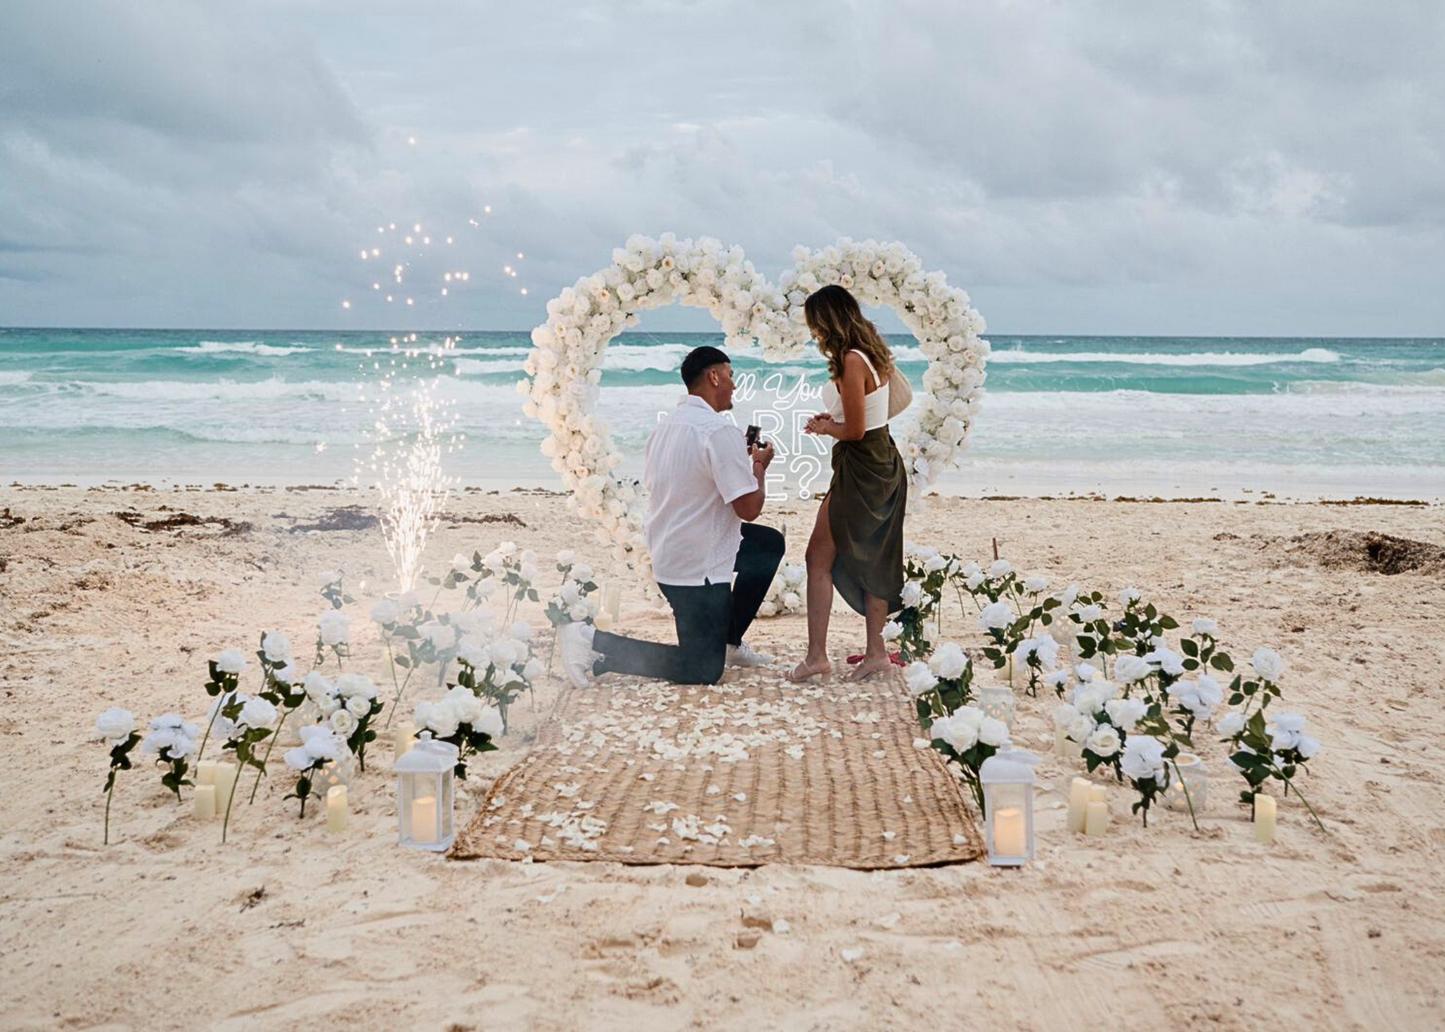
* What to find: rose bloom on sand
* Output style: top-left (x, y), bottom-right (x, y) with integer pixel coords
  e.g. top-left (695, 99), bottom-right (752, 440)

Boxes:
top-left (215, 648), bottom-right (247, 675)
top-left (1252, 648), bottom-right (1285, 681)
top-left (928, 642), bottom-right (968, 680)
top-left (904, 662), bottom-right (939, 697)
top-left (95, 707), bottom-right (135, 742)
top-left (318, 610), bottom-right (350, 647)
top-left (979, 602), bottom-right (1012, 631)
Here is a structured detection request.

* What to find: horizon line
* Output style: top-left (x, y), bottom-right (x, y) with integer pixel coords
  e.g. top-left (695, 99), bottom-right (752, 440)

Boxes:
top-left (2, 325), bottom-right (1441, 341)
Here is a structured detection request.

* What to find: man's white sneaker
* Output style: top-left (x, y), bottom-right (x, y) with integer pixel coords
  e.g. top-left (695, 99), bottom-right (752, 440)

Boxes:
top-left (559, 621), bottom-right (602, 689)
top-left (726, 642), bottom-right (774, 668)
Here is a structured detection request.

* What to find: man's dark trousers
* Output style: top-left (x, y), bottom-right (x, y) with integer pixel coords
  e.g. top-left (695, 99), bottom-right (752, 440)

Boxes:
top-left (591, 523), bottom-right (785, 685)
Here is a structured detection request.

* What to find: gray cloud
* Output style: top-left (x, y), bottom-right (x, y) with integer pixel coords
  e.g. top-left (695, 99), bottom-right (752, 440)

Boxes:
top-left (0, 0), bottom-right (1441, 334)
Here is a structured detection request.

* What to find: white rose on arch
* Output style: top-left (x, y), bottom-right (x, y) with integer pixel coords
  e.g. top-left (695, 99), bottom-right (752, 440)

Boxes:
top-left (523, 235), bottom-right (989, 575)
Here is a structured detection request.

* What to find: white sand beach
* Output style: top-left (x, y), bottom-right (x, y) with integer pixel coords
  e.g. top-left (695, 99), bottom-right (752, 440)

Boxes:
top-left (3, 485), bottom-right (1443, 1030)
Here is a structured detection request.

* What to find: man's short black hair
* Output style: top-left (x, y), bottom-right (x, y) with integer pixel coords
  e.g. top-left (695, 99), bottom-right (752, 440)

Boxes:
top-left (680, 345), bottom-right (731, 390)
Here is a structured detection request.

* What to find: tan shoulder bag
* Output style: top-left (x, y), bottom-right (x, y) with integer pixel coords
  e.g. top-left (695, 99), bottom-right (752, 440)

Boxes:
top-left (886, 362), bottom-right (914, 419)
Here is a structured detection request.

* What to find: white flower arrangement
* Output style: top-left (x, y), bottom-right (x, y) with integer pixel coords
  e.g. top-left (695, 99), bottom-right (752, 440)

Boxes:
top-left (544, 552), bottom-right (601, 628)
top-left (756, 562), bottom-right (806, 618)
top-left (908, 543), bottom-right (1332, 834)
top-left (305, 672), bottom-right (385, 772)
top-left (282, 725), bottom-right (347, 818)
top-left (928, 705), bottom-right (1011, 810)
top-left (413, 685), bottom-right (504, 779)
top-left (524, 235), bottom-right (989, 570)
top-left (445, 616), bottom-right (538, 732)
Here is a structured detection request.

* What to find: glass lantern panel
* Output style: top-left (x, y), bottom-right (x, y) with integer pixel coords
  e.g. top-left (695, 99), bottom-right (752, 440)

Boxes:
top-left (399, 771), bottom-right (445, 849)
top-left (440, 769), bottom-right (455, 840)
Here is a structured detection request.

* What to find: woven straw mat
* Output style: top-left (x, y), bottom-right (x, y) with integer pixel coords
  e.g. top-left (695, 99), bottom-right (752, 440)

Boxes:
top-left (450, 673), bottom-right (984, 868)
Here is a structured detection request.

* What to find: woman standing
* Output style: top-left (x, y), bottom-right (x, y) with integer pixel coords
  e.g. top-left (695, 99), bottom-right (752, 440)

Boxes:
top-left (787, 284), bottom-right (907, 683)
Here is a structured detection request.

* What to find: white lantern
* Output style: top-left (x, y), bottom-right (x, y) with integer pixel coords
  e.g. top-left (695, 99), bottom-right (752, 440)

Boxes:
top-left (395, 735), bottom-right (458, 851)
top-left (979, 749), bottom-right (1038, 867)
top-left (1163, 752), bottom-right (1208, 813)
top-left (977, 685), bottom-right (1016, 729)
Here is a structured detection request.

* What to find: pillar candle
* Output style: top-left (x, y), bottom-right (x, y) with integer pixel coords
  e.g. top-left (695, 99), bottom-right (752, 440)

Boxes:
top-left (326, 785), bottom-right (348, 833)
top-left (193, 784), bottom-right (216, 820)
top-left (1088, 785), bottom-right (1107, 805)
top-left (196, 760), bottom-right (219, 789)
top-left (1253, 795), bottom-right (1277, 844)
top-left (593, 610), bottom-right (614, 633)
top-left (993, 807), bottom-right (1027, 857)
top-left (1067, 777), bottom-right (1091, 834)
top-left (212, 762), bottom-right (238, 813)
top-left (603, 582), bottom-right (622, 620)
top-left (395, 721), bottom-right (416, 760)
top-left (410, 795), bottom-right (438, 844)
top-left (1085, 800), bottom-right (1110, 836)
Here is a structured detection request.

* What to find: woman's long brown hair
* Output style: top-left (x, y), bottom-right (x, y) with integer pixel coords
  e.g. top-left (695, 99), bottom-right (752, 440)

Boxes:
top-left (803, 284), bottom-right (894, 382)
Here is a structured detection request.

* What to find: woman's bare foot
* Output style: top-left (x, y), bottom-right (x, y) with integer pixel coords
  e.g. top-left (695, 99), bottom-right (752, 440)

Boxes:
top-left (846, 655), bottom-right (894, 682)
top-left (787, 658), bottom-right (832, 683)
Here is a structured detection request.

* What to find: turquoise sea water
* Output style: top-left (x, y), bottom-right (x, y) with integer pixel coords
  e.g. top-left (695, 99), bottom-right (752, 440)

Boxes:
top-left (2, 328), bottom-right (1442, 498)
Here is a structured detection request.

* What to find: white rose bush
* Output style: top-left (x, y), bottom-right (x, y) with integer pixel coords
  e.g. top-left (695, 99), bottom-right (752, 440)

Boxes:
top-left (523, 235), bottom-right (989, 573)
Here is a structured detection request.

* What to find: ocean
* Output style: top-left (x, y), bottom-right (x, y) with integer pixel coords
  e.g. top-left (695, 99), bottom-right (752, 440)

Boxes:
top-left (2, 327), bottom-right (1442, 500)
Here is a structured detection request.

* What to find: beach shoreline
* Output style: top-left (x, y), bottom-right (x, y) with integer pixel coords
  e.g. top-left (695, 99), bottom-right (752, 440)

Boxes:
top-left (7, 476), bottom-right (1443, 505)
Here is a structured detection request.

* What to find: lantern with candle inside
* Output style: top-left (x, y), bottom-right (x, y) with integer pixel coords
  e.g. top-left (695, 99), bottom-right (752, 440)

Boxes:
top-left (395, 734), bottom-right (458, 851)
top-left (979, 749), bottom-right (1038, 867)
top-left (315, 753), bottom-right (353, 796)
top-left (977, 685), bottom-right (1016, 729)
top-left (1163, 752), bottom-right (1208, 813)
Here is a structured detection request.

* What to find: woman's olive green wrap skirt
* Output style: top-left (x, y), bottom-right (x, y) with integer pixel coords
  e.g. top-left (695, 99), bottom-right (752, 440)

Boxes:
top-left (826, 426), bottom-right (906, 616)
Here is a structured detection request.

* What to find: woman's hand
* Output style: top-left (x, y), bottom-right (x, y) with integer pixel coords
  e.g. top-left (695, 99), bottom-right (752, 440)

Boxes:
top-left (804, 413), bottom-right (837, 436)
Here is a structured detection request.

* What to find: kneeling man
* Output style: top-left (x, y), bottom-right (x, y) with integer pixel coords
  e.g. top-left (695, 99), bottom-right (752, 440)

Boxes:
top-left (560, 345), bottom-right (784, 686)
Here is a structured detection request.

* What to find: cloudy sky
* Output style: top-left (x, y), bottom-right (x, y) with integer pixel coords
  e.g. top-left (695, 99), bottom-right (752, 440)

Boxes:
top-left (2, 0), bottom-right (1442, 335)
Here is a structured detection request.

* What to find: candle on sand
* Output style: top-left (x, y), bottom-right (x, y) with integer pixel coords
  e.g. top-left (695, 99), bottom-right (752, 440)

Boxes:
top-left (1253, 795), bottom-right (1277, 844)
top-left (326, 785), bottom-right (348, 833)
top-left (1067, 777), bottom-right (1091, 834)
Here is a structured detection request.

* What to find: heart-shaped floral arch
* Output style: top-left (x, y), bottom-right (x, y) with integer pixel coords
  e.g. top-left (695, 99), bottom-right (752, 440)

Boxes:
top-left (521, 234), bottom-right (990, 568)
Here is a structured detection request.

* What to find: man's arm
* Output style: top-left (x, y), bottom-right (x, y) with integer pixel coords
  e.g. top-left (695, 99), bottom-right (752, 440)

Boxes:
top-left (730, 442), bottom-right (774, 522)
